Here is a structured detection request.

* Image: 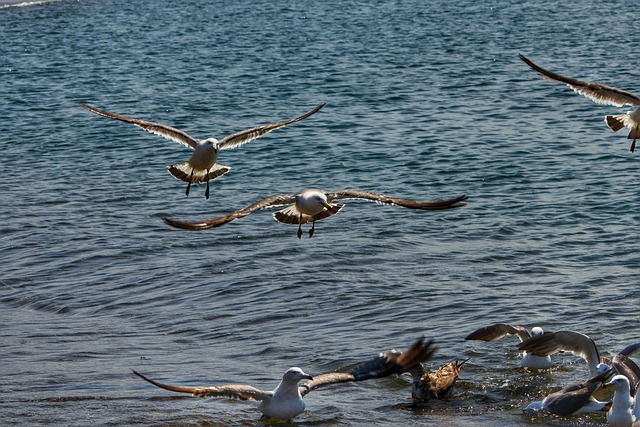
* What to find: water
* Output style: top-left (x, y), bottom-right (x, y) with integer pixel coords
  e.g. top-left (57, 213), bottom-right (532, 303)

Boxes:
top-left (1, 0), bottom-right (638, 425)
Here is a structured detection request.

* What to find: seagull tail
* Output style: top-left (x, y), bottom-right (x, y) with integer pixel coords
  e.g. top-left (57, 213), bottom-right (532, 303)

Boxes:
top-left (168, 162), bottom-right (230, 183)
top-left (605, 114), bottom-right (627, 132)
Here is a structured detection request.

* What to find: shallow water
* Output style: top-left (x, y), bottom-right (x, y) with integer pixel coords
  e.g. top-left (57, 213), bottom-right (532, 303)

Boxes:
top-left (1, 0), bottom-right (638, 426)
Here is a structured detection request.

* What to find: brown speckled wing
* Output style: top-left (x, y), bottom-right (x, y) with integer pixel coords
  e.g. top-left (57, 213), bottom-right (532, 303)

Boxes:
top-left (132, 370), bottom-right (272, 401)
top-left (218, 103), bottom-right (325, 150)
top-left (81, 103), bottom-right (200, 148)
top-left (518, 54), bottom-right (640, 108)
top-left (162, 194), bottom-right (296, 230)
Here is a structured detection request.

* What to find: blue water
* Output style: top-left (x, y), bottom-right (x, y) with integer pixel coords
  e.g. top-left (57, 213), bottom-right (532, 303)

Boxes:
top-left (1, 0), bottom-right (638, 426)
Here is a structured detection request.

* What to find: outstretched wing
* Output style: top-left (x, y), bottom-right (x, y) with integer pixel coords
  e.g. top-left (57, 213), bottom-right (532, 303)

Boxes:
top-left (465, 323), bottom-right (533, 343)
top-left (218, 103), bottom-right (325, 150)
top-left (517, 331), bottom-right (600, 376)
top-left (81, 104), bottom-right (199, 149)
top-left (518, 54), bottom-right (640, 108)
top-left (132, 370), bottom-right (272, 401)
top-left (299, 337), bottom-right (436, 397)
top-left (162, 194), bottom-right (296, 230)
top-left (325, 189), bottom-right (468, 210)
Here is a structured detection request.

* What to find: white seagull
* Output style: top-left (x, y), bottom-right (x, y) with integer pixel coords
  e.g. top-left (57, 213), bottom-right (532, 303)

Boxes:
top-left (133, 337), bottom-right (436, 421)
top-left (524, 368), bottom-right (615, 416)
top-left (80, 103), bottom-right (325, 199)
top-left (606, 375), bottom-right (637, 427)
top-left (162, 188), bottom-right (468, 238)
top-left (519, 53), bottom-right (640, 152)
top-left (464, 323), bottom-right (553, 369)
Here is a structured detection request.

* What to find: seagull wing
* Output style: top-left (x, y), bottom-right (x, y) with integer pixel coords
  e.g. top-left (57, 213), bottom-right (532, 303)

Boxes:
top-left (81, 104), bottom-right (199, 149)
top-left (132, 370), bottom-right (272, 401)
top-left (162, 194), bottom-right (296, 230)
top-left (299, 337), bottom-right (436, 397)
top-left (518, 54), bottom-right (640, 108)
top-left (325, 189), bottom-right (468, 210)
top-left (611, 354), bottom-right (640, 397)
top-left (542, 369), bottom-right (613, 416)
top-left (517, 331), bottom-right (600, 376)
top-left (619, 342), bottom-right (640, 357)
top-left (465, 324), bottom-right (532, 343)
top-left (218, 103), bottom-right (325, 150)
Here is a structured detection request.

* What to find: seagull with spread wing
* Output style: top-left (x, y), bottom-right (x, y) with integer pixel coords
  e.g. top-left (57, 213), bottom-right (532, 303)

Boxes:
top-left (133, 337), bottom-right (436, 421)
top-left (80, 103), bottom-right (325, 199)
top-left (162, 188), bottom-right (468, 238)
top-left (518, 54), bottom-right (640, 152)
top-left (465, 323), bottom-right (553, 368)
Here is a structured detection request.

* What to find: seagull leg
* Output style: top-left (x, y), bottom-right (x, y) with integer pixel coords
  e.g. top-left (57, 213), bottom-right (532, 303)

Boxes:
top-left (309, 220), bottom-right (316, 238)
top-left (631, 127), bottom-right (638, 152)
top-left (185, 169), bottom-right (194, 197)
top-left (297, 215), bottom-right (303, 239)
top-left (204, 170), bottom-right (210, 200)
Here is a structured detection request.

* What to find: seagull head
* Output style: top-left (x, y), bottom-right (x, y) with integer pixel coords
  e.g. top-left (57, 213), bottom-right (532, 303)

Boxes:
top-left (605, 374), bottom-right (631, 391)
top-left (531, 327), bottom-right (544, 337)
top-left (314, 194), bottom-right (332, 210)
top-left (203, 137), bottom-right (220, 151)
top-left (282, 367), bottom-right (313, 384)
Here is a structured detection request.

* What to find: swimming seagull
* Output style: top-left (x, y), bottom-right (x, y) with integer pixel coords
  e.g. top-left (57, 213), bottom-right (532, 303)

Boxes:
top-left (162, 189), bottom-right (468, 238)
top-left (518, 53), bottom-right (640, 152)
top-left (132, 337), bottom-right (436, 421)
top-left (518, 331), bottom-right (640, 392)
top-left (464, 323), bottom-right (553, 368)
top-left (524, 368), bottom-right (615, 416)
top-left (408, 358), bottom-right (468, 401)
top-left (605, 375), bottom-right (637, 427)
top-left (80, 103), bottom-right (325, 199)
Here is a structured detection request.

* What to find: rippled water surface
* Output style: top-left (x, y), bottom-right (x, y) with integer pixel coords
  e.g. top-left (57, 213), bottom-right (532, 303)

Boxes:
top-left (1, 0), bottom-right (638, 426)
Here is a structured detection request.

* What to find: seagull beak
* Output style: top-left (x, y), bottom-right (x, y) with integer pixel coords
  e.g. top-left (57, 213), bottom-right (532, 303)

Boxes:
top-left (322, 201), bottom-right (332, 209)
top-left (305, 374), bottom-right (314, 380)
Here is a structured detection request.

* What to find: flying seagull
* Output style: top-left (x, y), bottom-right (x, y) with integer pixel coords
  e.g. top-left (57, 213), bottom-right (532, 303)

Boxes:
top-left (162, 188), bottom-right (468, 238)
top-left (524, 368), bottom-right (615, 416)
top-left (133, 337), bottom-right (436, 421)
top-left (464, 323), bottom-right (553, 368)
top-left (518, 53), bottom-right (640, 152)
top-left (80, 102), bottom-right (325, 199)
top-left (408, 358), bottom-right (468, 401)
top-left (518, 331), bottom-right (640, 389)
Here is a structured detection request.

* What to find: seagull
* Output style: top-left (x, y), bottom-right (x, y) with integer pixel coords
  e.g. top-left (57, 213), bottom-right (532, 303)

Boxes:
top-left (162, 188), bottom-right (468, 238)
top-left (517, 331), bottom-right (640, 383)
top-left (80, 103), bottom-right (325, 199)
top-left (133, 337), bottom-right (436, 421)
top-left (524, 368), bottom-right (615, 416)
top-left (605, 375), bottom-right (637, 427)
top-left (408, 358), bottom-right (468, 401)
top-left (464, 323), bottom-right (553, 368)
top-left (518, 53), bottom-right (640, 152)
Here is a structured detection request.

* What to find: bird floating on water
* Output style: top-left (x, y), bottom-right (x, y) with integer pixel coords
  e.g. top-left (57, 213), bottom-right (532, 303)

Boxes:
top-left (133, 337), bottom-right (436, 421)
top-left (465, 323), bottom-right (553, 369)
top-left (605, 375), bottom-right (638, 427)
top-left (408, 358), bottom-right (468, 401)
top-left (162, 188), bottom-right (468, 238)
top-left (80, 102), bottom-right (325, 199)
top-left (524, 368), bottom-right (615, 417)
top-left (518, 53), bottom-right (640, 152)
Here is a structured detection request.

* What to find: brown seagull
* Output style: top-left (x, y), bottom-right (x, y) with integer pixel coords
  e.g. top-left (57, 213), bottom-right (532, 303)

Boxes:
top-left (408, 358), bottom-right (468, 401)
top-left (132, 337), bottom-right (436, 421)
top-left (162, 188), bottom-right (468, 238)
top-left (81, 103), bottom-right (325, 198)
top-left (519, 53), bottom-right (640, 152)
